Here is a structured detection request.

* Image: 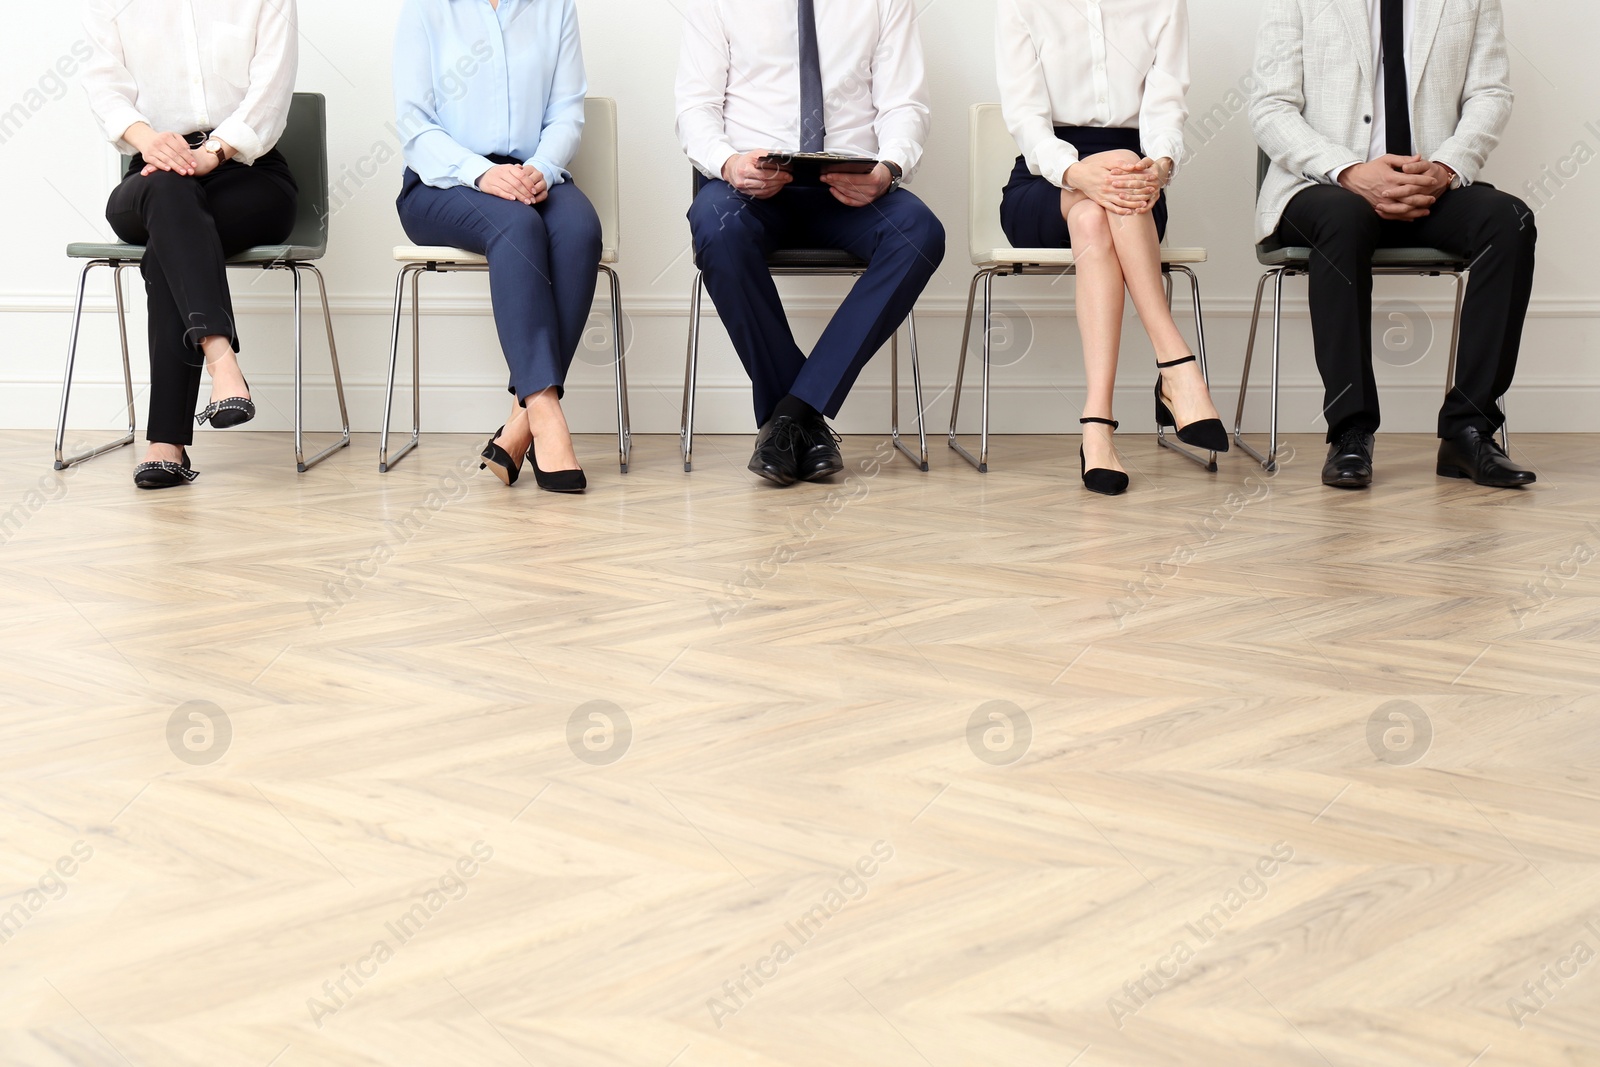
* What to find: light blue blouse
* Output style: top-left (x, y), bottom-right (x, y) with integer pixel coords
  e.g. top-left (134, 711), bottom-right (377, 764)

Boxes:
top-left (393, 0), bottom-right (587, 190)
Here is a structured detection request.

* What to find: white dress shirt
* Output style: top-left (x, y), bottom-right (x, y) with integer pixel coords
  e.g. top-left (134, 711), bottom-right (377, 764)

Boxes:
top-left (996, 0), bottom-right (1189, 190)
top-left (675, 0), bottom-right (931, 181)
top-left (81, 0), bottom-right (298, 165)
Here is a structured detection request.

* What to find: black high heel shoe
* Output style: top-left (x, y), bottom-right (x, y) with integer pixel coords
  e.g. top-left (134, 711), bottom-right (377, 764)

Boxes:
top-left (196, 376), bottom-right (255, 429)
top-left (529, 436), bottom-right (586, 494)
top-left (1154, 356), bottom-right (1229, 453)
top-left (133, 449), bottom-right (198, 490)
top-left (1079, 417), bottom-right (1129, 496)
top-left (479, 426), bottom-right (523, 486)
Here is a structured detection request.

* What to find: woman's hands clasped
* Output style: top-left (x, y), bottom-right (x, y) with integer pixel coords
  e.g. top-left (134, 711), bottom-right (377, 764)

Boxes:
top-left (478, 164), bottom-right (549, 205)
top-left (1066, 155), bottom-right (1171, 216)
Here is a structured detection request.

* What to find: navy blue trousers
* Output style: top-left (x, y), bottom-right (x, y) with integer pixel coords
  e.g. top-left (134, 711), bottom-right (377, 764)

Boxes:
top-left (397, 167), bottom-right (601, 402)
top-left (688, 180), bottom-right (945, 425)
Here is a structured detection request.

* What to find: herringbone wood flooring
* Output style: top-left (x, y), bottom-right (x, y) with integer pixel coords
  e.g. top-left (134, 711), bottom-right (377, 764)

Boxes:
top-left (2, 430), bottom-right (1598, 1067)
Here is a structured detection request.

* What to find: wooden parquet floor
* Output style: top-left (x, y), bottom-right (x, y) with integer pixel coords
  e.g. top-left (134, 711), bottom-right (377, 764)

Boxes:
top-left (2, 429), bottom-right (1598, 1067)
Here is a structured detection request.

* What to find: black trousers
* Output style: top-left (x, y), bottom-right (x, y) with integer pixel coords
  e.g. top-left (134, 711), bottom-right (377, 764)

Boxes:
top-left (106, 149), bottom-right (297, 446)
top-left (1275, 183), bottom-right (1536, 441)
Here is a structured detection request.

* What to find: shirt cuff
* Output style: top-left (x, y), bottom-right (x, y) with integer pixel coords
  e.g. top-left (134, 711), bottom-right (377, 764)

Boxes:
top-left (699, 144), bottom-right (740, 183)
top-left (210, 118), bottom-right (266, 165)
top-left (1327, 160), bottom-right (1362, 185)
top-left (1431, 156), bottom-right (1471, 188)
top-left (527, 157), bottom-right (567, 186)
top-left (1144, 141), bottom-right (1184, 183)
top-left (462, 156), bottom-right (496, 190)
top-left (1035, 138), bottom-right (1081, 190)
top-left (104, 106), bottom-right (151, 155)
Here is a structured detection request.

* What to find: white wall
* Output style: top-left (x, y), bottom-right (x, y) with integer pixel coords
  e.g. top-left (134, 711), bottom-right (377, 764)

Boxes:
top-left (2, 1), bottom-right (1598, 439)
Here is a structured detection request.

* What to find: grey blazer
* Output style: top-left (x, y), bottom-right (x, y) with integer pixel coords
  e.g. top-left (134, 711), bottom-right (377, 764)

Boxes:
top-left (1247, 0), bottom-right (1513, 241)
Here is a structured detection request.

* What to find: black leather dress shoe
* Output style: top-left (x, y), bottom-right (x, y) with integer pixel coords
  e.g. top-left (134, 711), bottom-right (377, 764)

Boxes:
top-left (1322, 429), bottom-right (1375, 489)
top-left (748, 415), bottom-right (803, 486)
top-left (1437, 426), bottom-right (1536, 488)
top-left (797, 414), bottom-right (844, 482)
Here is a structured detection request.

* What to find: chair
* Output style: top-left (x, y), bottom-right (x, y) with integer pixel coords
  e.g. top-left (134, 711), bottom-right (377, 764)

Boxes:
top-left (679, 178), bottom-right (929, 473)
top-left (380, 97), bottom-right (631, 473)
top-left (1233, 149), bottom-right (1499, 471)
top-left (949, 103), bottom-right (1215, 474)
top-left (55, 92), bottom-right (350, 472)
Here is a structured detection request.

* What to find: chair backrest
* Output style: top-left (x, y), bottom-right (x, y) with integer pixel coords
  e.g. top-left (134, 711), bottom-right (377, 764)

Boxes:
top-left (568, 97), bottom-right (620, 263)
top-left (969, 103), bottom-right (1018, 260)
top-left (277, 92), bottom-right (329, 254)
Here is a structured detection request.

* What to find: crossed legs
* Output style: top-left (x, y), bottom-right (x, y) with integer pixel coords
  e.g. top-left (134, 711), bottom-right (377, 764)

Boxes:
top-left (1062, 150), bottom-right (1219, 476)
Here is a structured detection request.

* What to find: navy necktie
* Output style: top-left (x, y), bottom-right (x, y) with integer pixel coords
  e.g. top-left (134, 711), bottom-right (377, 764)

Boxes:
top-left (798, 0), bottom-right (825, 152)
top-left (1381, 0), bottom-right (1412, 155)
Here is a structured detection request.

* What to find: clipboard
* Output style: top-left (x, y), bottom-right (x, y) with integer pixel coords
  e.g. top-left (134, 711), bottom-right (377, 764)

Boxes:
top-left (759, 152), bottom-right (881, 182)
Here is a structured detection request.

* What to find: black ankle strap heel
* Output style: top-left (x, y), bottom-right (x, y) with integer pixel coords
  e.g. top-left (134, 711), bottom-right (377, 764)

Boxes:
top-left (1154, 356), bottom-right (1229, 454)
top-left (1078, 418), bottom-right (1129, 496)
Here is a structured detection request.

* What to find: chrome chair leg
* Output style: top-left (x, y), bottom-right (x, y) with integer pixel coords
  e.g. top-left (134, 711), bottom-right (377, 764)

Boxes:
top-left (599, 264), bottom-right (631, 473)
top-left (379, 264), bottom-right (422, 472)
top-left (906, 309), bottom-right (929, 470)
top-left (1234, 269), bottom-right (1281, 470)
top-left (55, 259), bottom-right (137, 469)
top-left (681, 270), bottom-right (703, 472)
top-left (295, 263), bottom-right (351, 472)
top-left (948, 268), bottom-right (996, 472)
top-left (1155, 264), bottom-right (1219, 473)
top-left (291, 264), bottom-right (306, 470)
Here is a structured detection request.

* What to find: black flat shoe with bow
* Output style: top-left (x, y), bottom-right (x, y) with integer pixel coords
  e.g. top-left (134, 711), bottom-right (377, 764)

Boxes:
top-left (133, 450), bottom-right (198, 490)
top-left (196, 376), bottom-right (255, 429)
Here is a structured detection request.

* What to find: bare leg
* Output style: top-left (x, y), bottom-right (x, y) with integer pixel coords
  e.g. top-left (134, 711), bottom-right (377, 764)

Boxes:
top-left (494, 400), bottom-right (533, 465)
top-left (526, 387), bottom-right (580, 473)
top-left (1065, 192), bottom-right (1125, 477)
top-left (1102, 178), bottom-right (1222, 428)
top-left (202, 335), bottom-right (249, 403)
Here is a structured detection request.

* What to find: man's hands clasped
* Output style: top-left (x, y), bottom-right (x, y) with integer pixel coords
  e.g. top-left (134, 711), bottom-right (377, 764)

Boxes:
top-left (1338, 154), bottom-right (1455, 220)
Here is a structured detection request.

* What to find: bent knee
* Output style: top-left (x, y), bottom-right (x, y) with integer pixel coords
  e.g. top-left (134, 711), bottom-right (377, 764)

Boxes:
top-left (1067, 200), bottom-right (1112, 244)
top-left (1093, 149), bottom-right (1142, 169)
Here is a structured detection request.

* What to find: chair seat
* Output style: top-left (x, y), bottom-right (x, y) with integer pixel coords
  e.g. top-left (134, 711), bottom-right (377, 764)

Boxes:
top-left (68, 241), bottom-right (326, 263)
top-left (395, 244), bottom-right (618, 266)
top-left (766, 248), bottom-right (866, 270)
top-left (1258, 245), bottom-right (1468, 269)
top-left (972, 246), bottom-right (1208, 268)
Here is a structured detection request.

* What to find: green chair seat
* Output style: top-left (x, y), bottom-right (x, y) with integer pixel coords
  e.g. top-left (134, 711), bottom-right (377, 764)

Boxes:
top-left (66, 240), bottom-right (327, 263)
top-left (1257, 245), bottom-right (1468, 269)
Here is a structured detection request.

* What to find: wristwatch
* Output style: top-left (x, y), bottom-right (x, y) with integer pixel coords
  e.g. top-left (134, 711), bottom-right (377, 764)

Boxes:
top-left (882, 160), bottom-right (903, 193)
top-left (201, 136), bottom-right (228, 162)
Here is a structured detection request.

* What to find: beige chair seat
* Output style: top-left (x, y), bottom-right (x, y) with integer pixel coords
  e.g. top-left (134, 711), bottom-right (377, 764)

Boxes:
top-left (971, 245), bottom-right (1208, 269)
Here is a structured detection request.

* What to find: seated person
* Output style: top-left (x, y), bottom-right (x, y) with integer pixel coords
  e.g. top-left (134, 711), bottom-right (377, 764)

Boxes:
top-left (393, 0), bottom-right (598, 494)
top-left (82, 0), bottom-right (299, 489)
top-left (1251, 0), bottom-right (1537, 489)
top-left (998, 0), bottom-right (1227, 497)
top-left (675, 0), bottom-right (945, 486)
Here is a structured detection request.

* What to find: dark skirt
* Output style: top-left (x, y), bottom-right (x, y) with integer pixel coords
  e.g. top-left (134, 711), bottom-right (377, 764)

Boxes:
top-left (999, 126), bottom-right (1168, 248)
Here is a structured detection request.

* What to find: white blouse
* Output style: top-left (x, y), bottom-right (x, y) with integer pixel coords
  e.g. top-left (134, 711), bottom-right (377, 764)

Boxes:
top-left (996, 0), bottom-right (1189, 189)
top-left (81, 0), bottom-right (298, 165)
top-left (675, 0), bottom-right (931, 181)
